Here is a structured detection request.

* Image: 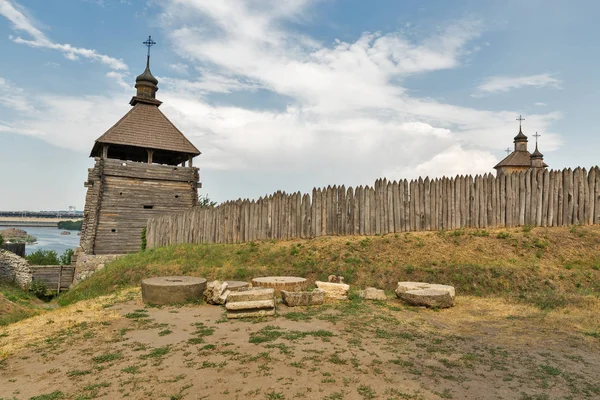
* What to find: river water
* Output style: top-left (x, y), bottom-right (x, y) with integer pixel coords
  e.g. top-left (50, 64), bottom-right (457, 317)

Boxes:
top-left (4, 226), bottom-right (81, 256)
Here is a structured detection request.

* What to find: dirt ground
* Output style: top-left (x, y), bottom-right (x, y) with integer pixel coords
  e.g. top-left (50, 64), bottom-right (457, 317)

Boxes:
top-left (1, 290), bottom-right (599, 400)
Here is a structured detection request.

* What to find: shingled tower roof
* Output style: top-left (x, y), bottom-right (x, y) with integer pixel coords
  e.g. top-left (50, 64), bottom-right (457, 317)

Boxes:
top-left (90, 37), bottom-right (200, 163)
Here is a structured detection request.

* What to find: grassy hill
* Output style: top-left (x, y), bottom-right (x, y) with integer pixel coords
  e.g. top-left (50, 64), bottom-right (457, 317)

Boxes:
top-left (60, 225), bottom-right (600, 309)
top-left (0, 283), bottom-right (49, 326)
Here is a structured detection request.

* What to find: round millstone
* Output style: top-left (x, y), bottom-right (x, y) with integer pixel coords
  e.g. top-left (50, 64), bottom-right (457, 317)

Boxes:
top-left (251, 276), bottom-right (308, 295)
top-left (225, 281), bottom-right (250, 292)
top-left (141, 276), bottom-right (207, 306)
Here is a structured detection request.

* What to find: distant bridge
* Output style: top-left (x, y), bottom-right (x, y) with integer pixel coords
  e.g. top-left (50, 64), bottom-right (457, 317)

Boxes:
top-left (0, 211), bottom-right (82, 219)
top-left (0, 212), bottom-right (83, 228)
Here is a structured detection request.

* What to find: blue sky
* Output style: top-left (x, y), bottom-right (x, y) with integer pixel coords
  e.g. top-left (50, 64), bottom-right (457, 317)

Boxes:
top-left (0, 0), bottom-right (598, 211)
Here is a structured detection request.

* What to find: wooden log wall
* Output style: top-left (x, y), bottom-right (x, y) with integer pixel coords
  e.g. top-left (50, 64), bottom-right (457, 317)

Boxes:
top-left (81, 158), bottom-right (200, 255)
top-left (146, 167), bottom-right (600, 248)
top-left (30, 266), bottom-right (75, 292)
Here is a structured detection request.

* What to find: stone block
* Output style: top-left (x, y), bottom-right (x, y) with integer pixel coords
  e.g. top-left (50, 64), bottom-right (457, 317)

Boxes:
top-left (281, 289), bottom-right (325, 307)
top-left (251, 276), bottom-right (308, 295)
top-left (359, 287), bottom-right (386, 301)
top-left (395, 282), bottom-right (455, 308)
top-left (227, 288), bottom-right (274, 303)
top-left (141, 276), bottom-right (207, 306)
top-left (225, 299), bottom-right (275, 311)
top-left (227, 309), bottom-right (276, 319)
top-left (224, 281), bottom-right (250, 292)
top-left (315, 281), bottom-right (350, 300)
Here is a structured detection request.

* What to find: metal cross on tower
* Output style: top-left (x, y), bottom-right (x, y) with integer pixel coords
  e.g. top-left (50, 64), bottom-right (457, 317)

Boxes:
top-left (516, 115), bottom-right (525, 129)
top-left (533, 132), bottom-right (541, 145)
top-left (505, 147), bottom-right (511, 156)
top-left (143, 35), bottom-right (156, 58)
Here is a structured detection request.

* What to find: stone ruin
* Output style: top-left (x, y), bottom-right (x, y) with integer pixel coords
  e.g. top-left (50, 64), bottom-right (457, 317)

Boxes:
top-left (139, 274), bottom-right (456, 316)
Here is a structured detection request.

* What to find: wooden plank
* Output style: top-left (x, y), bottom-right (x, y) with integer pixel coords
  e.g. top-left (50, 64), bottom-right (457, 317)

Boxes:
top-left (423, 177), bottom-right (430, 231)
top-left (587, 168), bottom-right (595, 225)
top-left (595, 166), bottom-right (600, 225)
top-left (567, 168), bottom-right (574, 225)
top-left (573, 168), bottom-right (580, 225)
top-left (370, 187), bottom-right (376, 234)
top-left (547, 171), bottom-right (555, 226)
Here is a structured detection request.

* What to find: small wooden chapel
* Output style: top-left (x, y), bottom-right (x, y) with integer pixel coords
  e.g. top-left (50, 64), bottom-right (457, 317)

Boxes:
top-left (79, 37), bottom-right (201, 255)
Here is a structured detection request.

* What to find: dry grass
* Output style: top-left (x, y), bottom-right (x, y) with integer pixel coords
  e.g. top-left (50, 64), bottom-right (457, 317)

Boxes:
top-left (0, 288), bottom-right (137, 359)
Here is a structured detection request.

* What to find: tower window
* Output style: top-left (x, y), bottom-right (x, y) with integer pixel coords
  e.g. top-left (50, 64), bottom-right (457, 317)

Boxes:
top-left (175, 195), bottom-right (179, 198)
top-left (144, 205), bottom-right (154, 209)
top-left (111, 229), bottom-right (116, 233)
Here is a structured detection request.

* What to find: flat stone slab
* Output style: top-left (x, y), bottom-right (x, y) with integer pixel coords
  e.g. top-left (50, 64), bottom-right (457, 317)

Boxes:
top-left (227, 288), bottom-right (274, 303)
top-left (225, 281), bottom-right (250, 291)
top-left (281, 289), bottom-right (325, 307)
top-left (225, 299), bottom-right (276, 311)
top-left (395, 282), bottom-right (455, 308)
top-left (227, 309), bottom-right (276, 319)
top-left (141, 276), bottom-right (207, 306)
top-left (359, 287), bottom-right (387, 301)
top-left (252, 276), bottom-right (308, 294)
top-left (315, 281), bottom-right (350, 300)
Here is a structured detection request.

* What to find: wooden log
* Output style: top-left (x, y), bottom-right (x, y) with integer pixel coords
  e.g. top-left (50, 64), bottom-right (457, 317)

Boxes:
top-left (399, 180), bottom-right (406, 232)
top-left (578, 168), bottom-right (587, 225)
top-left (358, 186), bottom-right (364, 235)
top-left (567, 168), bottom-right (574, 225)
top-left (423, 177), bottom-right (430, 231)
top-left (432, 179), bottom-right (439, 230)
top-left (321, 187), bottom-right (327, 237)
top-left (595, 166), bottom-right (600, 225)
top-left (369, 187), bottom-right (376, 234)
top-left (547, 171), bottom-right (554, 226)
top-left (556, 171), bottom-right (563, 226)
top-left (474, 175), bottom-right (481, 228)
top-left (364, 185), bottom-right (370, 235)
top-left (448, 177), bottom-right (454, 230)
top-left (387, 181), bottom-right (394, 233)
top-left (409, 180), bottom-right (415, 231)
top-left (392, 181), bottom-right (400, 233)
top-left (312, 190), bottom-right (318, 238)
top-left (469, 176), bottom-right (476, 228)
top-left (573, 168), bottom-right (580, 225)
top-left (498, 174), bottom-right (507, 227)
top-left (541, 169), bottom-right (550, 226)
top-left (346, 187), bottom-right (353, 235)
top-left (589, 167), bottom-right (597, 225)
top-left (453, 176), bottom-right (459, 230)
top-left (506, 173), bottom-right (513, 227)
top-left (535, 169), bottom-right (543, 226)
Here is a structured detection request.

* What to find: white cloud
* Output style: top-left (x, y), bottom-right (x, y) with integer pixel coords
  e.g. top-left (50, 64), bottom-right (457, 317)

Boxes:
top-left (0, 0), bottom-right (127, 70)
top-left (0, 0), bottom-right (564, 203)
top-left (473, 73), bottom-right (562, 96)
top-left (534, 102), bottom-right (547, 106)
top-left (0, 76), bottom-right (31, 112)
top-left (168, 63), bottom-right (190, 75)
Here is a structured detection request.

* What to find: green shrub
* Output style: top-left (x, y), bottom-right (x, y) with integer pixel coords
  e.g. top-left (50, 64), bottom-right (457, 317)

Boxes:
top-left (0, 233), bottom-right (4, 246)
top-left (60, 249), bottom-right (74, 265)
top-left (141, 228), bottom-right (147, 251)
top-left (30, 279), bottom-right (49, 300)
top-left (57, 220), bottom-right (83, 230)
top-left (26, 250), bottom-right (60, 265)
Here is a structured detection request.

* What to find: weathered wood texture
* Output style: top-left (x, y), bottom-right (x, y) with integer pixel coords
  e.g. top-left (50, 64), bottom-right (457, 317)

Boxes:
top-left (80, 158), bottom-right (199, 255)
top-left (146, 167), bottom-right (600, 248)
top-left (30, 266), bottom-right (75, 292)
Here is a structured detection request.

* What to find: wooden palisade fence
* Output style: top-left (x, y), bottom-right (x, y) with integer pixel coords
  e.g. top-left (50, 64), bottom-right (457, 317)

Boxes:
top-left (146, 167), bottom-right (600, 248)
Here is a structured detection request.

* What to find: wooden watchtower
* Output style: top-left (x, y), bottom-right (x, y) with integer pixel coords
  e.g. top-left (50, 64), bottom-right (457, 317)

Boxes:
top-left (79, 37), bottom-right (201, 255)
